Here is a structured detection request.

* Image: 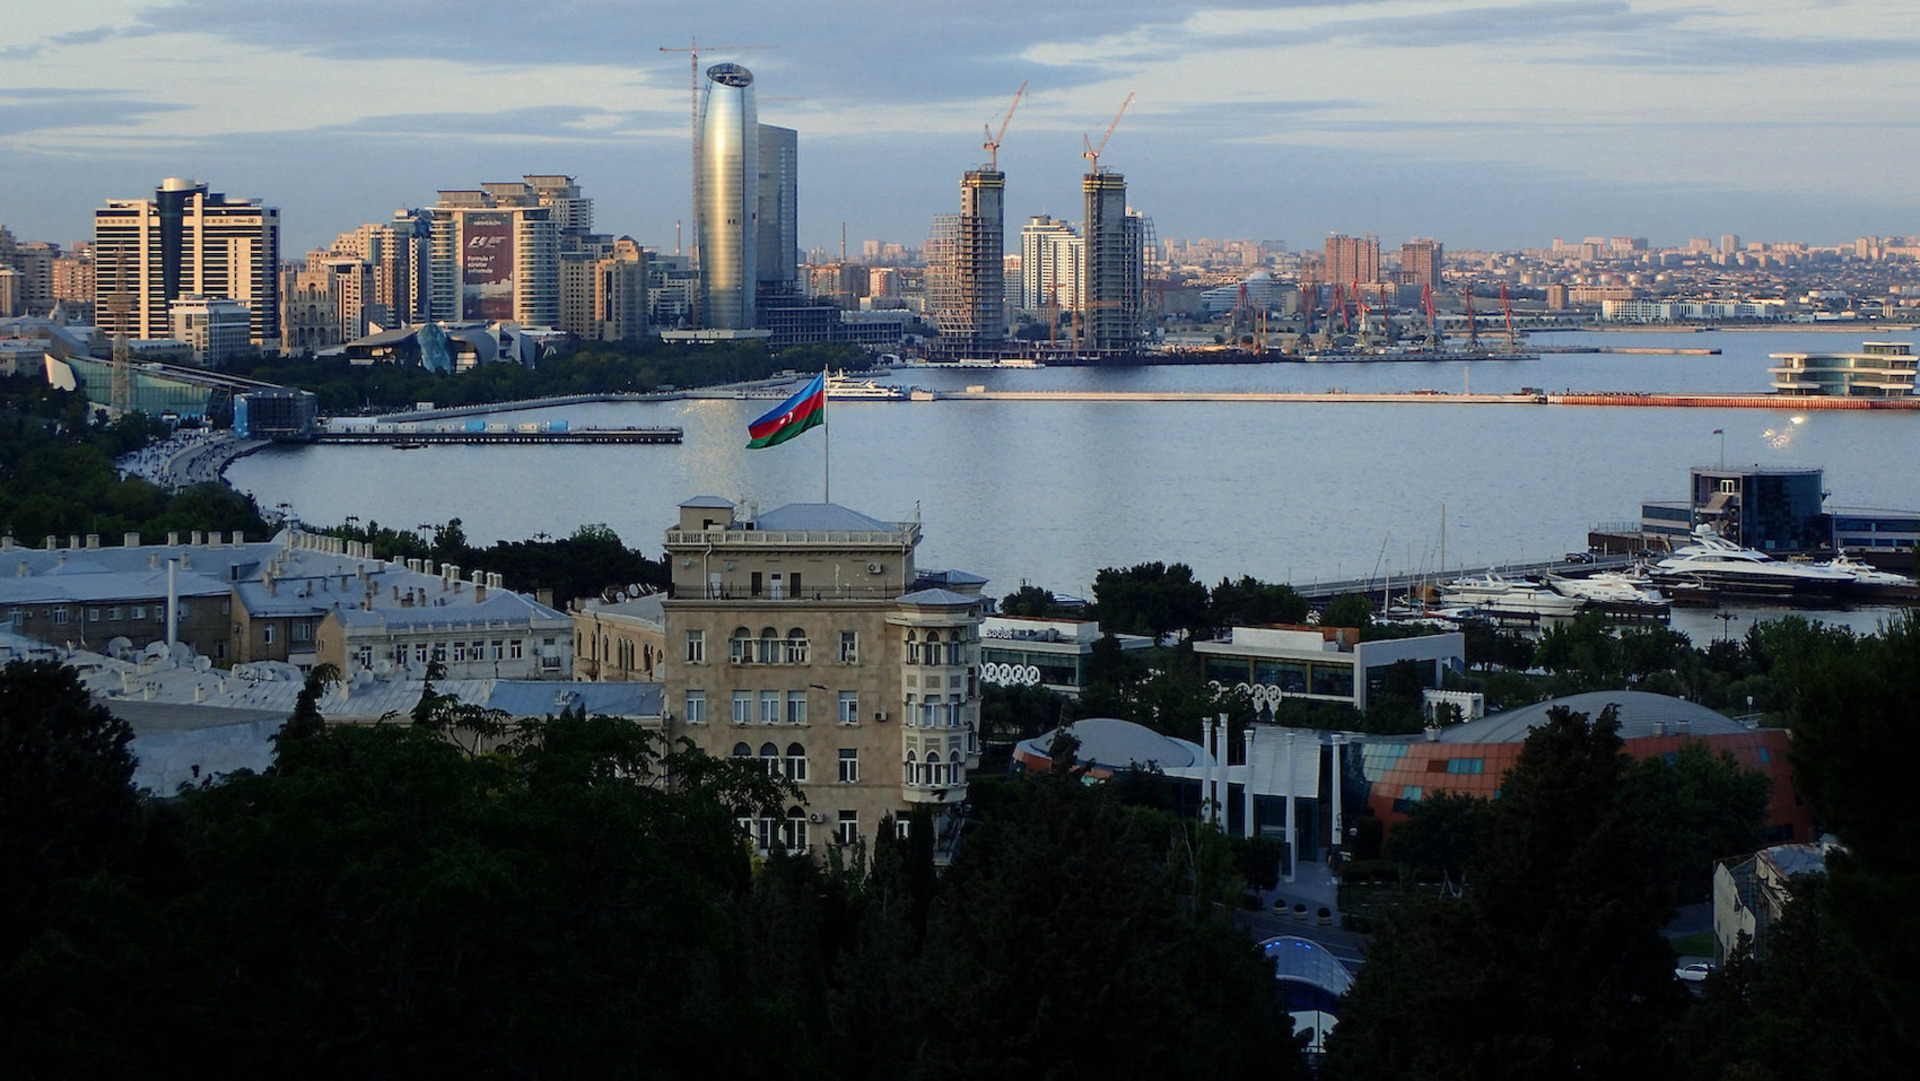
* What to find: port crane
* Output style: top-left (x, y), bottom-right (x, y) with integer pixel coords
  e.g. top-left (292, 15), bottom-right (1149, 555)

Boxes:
top-left (1500, 283), bottom-right (1519, 351)
top-left (1083, 91), bottom-right (1135, 172)
top-left (982, 81), bottom-right (1027, 170)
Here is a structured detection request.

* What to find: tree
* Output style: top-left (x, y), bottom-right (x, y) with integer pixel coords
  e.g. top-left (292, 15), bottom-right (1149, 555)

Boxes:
top-left (0, 661), bottom-right (141, 962)
top-left (1319, 592), bottom-right (1373, 631)
top-left (1091, 561), bottom-right (1209, 639)
top-left (1209, 574), bottom-right (1309, 632)
top-left (1328, 707), bottom-right (1687, 1079)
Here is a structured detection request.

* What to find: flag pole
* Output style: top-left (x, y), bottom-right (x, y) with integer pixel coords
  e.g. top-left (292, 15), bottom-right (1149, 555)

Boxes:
top-left (823, 365), bottom-right (831, 504)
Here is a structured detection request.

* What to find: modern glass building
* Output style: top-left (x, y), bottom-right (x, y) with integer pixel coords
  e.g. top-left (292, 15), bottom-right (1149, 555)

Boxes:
top-left (696, 63), bottom-right (758, 330)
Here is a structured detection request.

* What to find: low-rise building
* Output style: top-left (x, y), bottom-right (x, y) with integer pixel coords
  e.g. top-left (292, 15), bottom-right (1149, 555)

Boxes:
top-left (978, 614), bottom-right (1153, 697)
top-left (571, 592), bottom-right (667, 681)
top-left (1195, 624), bottom-right (1465, 714)
top-left (1769, 340), bottom-right (1918, 397)
top-left (1713, 842), bottom-right (1831, 964)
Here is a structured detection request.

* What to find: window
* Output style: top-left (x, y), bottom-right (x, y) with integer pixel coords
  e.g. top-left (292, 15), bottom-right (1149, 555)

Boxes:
top-left (896, 818), bottom-right (912, 840)
top-left (685, 630), bottom-right (705, 664)
top-left (107, 607), bottom-right (121, 621)
top-left (769, 573), bottom-right (786, 600)
top-left (433, 642), bottom-right (447, 663)
top-left (905, 694), bottom-right (916, 727)
top-left (53, 609), bottom-right (68, 625)
top-left (760, 742), bottom-right (781, 776)
top-left (6, 609), bottom-right (21, 627)
top-left (1445, 758), bottom-right (1485, 775)
top-left (732, 742), bottom-right (752, 758)
top-left (732, 691), bottom-right (752, 725)
top-left (786, 690), bottom-right (808, 725)
top-left (88, 608), bottom-right (100, 622)
top-left (293, 621), bottom-right (314, 642)
top-left (905, 750), bottom-right (916, 784)
top-left (838, 748), bottom-right (859, 783)
top-left (922, 698), bottom-right (938, 728)
top-left (490, 640), bottom-right (504, 661)
top-left (835, 810), bottom-right (859, 846)
top-left (785, 742), bottom-right (808, 782)
top-left (784, 629), bottom-right (809, 664)
top-left (453, 642), bottom-right (469, 662)
top-left (781, 807), bottom-right (808, 854)
top-left (947, 638), bottom-right (964, 665)
top-left (130, 606), bottom-right (145, 620)
top-left (262, 624), bottom-right (276, 645)
top-left (356, 646), bottom-right (374, 669)
top-left (839, 630), bottom-right (858, 663)
top-left (760, 690), bottom-right (781, 725)
top-left (179, 603), bottom-right (190, 619)
top-left (509, 640), bottom-right (523, 660)
top-left (905, 631), bottom-right (918, 664)
top-left (923, 631), bottom-right (940, 664)
top-left (729, 627), bottom-right (751, 664)
top-left (756, 627), bottom-right (779, 665)
top-left (925, 752), bottom-right (941, 786)
top-left (838, 691), bottom-right (859, 725)
top-left (684, 690), bottom-right (706, 724)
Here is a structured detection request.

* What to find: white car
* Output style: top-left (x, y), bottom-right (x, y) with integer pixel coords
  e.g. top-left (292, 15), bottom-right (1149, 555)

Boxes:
top-left (1675, 962), bottom-right (1713, 983)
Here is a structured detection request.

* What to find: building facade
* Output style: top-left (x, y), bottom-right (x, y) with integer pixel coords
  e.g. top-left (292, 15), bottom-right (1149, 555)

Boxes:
top-left (1018, 215), bottom-right (1081, 311)
top-left (756, 124), bottom-right (799, 300)
top-left (427, 185), bottom-right (560, 328)
top-left (168, 294), bottom-right (253, 366)
top-left (927, 169), bottom-right (1007, 350)
top-left (1081, 170), bottom-right (1136, 352)
top-left (94, 178), bottom-right (281, 347)
top-left (1768, 340), bottom-right (1919, 396)
top-left (1324, 234), bottom-right (1380, 286)
top-left (660, 497), bottom-right (986, 857)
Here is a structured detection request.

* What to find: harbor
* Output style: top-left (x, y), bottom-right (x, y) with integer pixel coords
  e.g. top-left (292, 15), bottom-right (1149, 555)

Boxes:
top-left (314, 425), bottom-right (683, 446)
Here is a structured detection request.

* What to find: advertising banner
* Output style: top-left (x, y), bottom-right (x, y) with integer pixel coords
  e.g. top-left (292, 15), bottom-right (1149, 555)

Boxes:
top-left (462, 212), bottom-right (515, 321)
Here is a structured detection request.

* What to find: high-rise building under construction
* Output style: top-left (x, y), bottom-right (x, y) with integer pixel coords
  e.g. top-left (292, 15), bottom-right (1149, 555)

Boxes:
top-left (927, 169), bottom-right (1007, 350)
top-left (1082, 171), bottom-right (1141, 353)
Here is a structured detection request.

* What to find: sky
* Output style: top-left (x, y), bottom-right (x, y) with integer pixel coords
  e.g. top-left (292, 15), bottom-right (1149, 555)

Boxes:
top-left (3, 0), bottom-right (1918, 257)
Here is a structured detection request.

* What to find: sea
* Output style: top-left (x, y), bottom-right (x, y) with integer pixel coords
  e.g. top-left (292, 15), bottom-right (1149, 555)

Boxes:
top-left (227, 327), bottom-right (1920, 642)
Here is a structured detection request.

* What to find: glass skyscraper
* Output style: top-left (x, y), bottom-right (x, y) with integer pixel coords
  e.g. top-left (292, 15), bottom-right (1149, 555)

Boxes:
top-left (696, 63), bottom-right (758, 330)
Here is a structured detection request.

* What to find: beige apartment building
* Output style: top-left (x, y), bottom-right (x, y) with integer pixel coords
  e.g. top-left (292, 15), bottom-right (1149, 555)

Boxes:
top-left (660, 497), bottom-right (986, 858)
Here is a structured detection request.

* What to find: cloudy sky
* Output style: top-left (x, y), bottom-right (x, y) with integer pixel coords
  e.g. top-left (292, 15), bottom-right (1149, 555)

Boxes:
top-left (3, 0), bottom-right (1917, 256)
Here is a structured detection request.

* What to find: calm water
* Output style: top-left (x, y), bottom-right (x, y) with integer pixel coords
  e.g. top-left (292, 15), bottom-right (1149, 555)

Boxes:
top-left (230, 328), bottom-right (1920, 624)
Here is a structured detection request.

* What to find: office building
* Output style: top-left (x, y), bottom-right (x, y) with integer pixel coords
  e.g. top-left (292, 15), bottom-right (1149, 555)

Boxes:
top-left (1640, 466), bottom-right (1831, 552)
top-left (757, 124), bottom-right (799, 299)
top-left (927, 168), bottom-right (1007, 350)
top-left (696, 63), bottom-right (759, 330)
top-left (1768, 340), bottom-right (1919, 397)
top-left (426, 183), bottom-right (560, 328)
top-left (94, 178), bottom-right (280, 347)
top-left (1398, 239), bottom-right (1443, 290)
top-left (660, 497), bottom-right (986, 859)
top-left (331, 211), bottom-right (432, 327)
top-left (1324, 234), bottom-right (1380, 286)
top-left (168, 295), bottom-right (253, 366)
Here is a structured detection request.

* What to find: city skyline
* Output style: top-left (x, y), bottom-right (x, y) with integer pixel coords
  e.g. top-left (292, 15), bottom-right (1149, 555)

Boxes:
top-left (3, 1), bottom-right (1918, 256)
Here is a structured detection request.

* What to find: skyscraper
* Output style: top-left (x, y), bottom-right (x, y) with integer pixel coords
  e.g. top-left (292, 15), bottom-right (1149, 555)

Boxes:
top-left (927, 169), bottom-right (1007, 350)
top-left (1082, 170), bottom-right (1132, 352)
top-left (1398, 239), bottom-right (1444, 290)
top-left (1019, 215), bottom-right (1081, 313)
top-left (94, 178), bottom-right (281, 347)
top-left (425, 183), bottom-right (559, 327)
top-left (756, 124), bottom-right (798, 298)
top-left (696, 62), bottom-right (758, 330)
top-left (1324, 234), bottom-right (1380, 286)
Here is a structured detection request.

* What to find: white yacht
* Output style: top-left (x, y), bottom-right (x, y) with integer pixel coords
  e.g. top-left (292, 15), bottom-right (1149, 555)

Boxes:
top-left (1650, 526), bottom-right (1856, 593)
top-left (826, 374), bottom-right (909, 401)
top-left (1438, 573), bottom-right (1588, 616)
top-left (1547, 571), bottom-right (1669, 607)
top-left (1812, 552), bottom-right (1914, 588)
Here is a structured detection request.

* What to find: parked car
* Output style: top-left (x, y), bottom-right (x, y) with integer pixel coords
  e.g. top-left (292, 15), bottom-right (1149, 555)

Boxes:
top-left (1563, 551), bottom-right (1597, 564)
top-left (1675, 962), bottom-right (1713, 983)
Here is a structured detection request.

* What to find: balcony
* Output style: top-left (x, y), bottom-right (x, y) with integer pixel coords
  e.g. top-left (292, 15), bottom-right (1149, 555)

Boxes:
top-left (903, 782), bottom-right (967, 805)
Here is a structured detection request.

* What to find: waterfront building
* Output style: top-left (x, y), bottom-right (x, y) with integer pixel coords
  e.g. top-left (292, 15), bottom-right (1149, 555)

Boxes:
top-left (426, 183), bottom-right (560, 328)
top-left (1018, 215), bottom-right (1081, 312)
top-left (167, 294), bottom-right (253, 367)
top-left (1397, 239), bottom-right (1443, 290)
top-left (1640, 466), bottom-right (1830, 552)
top-left (234, 388), bottom-right (318, 441)
top-left (94, 178), bottom-right (281, 348)
top-left (660, 497), bottom-right (986, 858)
top-left (1768, 340), bottom-right (1918, 397)
top-left (1324, 234), bottom-right (1380, 286)
top-left (977, 615), bottom-right (1151, 699)
top-left (1082, 170), bottom-right (1137, 352)
top-left (926, 168), bottom-right (1007, 351)
top-left (1194, 624), bottom-right (1464, 714)
top-left (756, 124), bottom-right (799, 300)
top-left (695, 63), bottom-right (759, 330)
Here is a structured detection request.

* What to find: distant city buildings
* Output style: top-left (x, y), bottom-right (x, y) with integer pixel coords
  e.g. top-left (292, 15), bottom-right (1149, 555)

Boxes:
top-left (426, 182), bottom-right (561, 328)
top-left (1323, 234), bottom-right (1381, 286)
top-left (94, 178), bottom-right (281, 351)
top-left (1019, 215), bottom-right (1081, 312)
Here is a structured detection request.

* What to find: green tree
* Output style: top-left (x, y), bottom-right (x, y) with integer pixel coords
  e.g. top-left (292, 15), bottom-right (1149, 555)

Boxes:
top-left (1319, 592), bottom-right (1374, 631)
top-left (1091, 561), bottom-right (1209, 639)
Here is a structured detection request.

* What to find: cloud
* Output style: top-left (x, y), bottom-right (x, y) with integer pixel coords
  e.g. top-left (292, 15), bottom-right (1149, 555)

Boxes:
top-left (0, 90), bottom-right (190, 137)
top-left (49, 26), bottom-right (117, 46)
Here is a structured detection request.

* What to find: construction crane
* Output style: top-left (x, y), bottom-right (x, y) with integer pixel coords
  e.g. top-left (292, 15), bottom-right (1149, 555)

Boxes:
top-left (1500, 283), bottom-right (1518, 351)
top-left (1462, 286), bottom-right (1480, 352)
top-left (983, 81), bottom-right (1027, 170)
top-left (1082, 90), bottom-right (1135, 172)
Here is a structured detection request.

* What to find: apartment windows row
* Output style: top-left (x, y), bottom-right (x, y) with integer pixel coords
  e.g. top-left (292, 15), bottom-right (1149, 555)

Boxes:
top-left (15, 603), bottom-right (189, 626)
top-left (350, 636), bottom-right (531, 670)
top-left (726, 742), bottom-right (866, 786)
top-left (904, 628), bottom-right (970, 666)
top-left (738, 808), bottom-right (865, 852)
top-left (688, 628), bottom-right (859, 665)
top-left (704, 688), bottom-right (861, 725)
top-left (904, 692), bottom-right (968, 729)
top-left (903, 748), bottom-right (962, 787)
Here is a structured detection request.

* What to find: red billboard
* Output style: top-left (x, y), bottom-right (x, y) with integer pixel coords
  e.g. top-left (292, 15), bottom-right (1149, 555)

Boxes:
top-left (462, 212), bottom-right (515, 321)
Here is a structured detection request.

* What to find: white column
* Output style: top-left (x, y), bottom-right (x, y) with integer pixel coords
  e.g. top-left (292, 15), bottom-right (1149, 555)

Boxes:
top-left (1330, 733), bottom-right (1345, 861)
top-left (1242, 724), bottom-right (1256, 839)
top-left (1214, 713), bottom-right (1228, 828)
top-left (1201, 716), bottom-right (1216, 827)
top-left (1283, 729), bottom-right (1297, 882)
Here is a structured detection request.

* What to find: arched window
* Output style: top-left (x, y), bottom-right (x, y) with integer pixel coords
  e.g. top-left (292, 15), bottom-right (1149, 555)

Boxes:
top-left (757, 627), bottom-right (779, 665)
top-left (784, 628), bottom-right (809, 664)
top-left (785, 742), bottom-right (808, 782)
top-left (732, 742), bottom-right (753, 758)
top-left (946, 634), bottom-right (964, 666)
top-left (783, 806), bottom-right (809, 854)
top-left (923, 631), bottom-right (941, 665)
top-left (925, 752), bottom-right (941, 786)
top-left (905, 630), bottom-right (918, 665)
top-left (760, 742), bottom-right (780, 776)
top-left (905, 750), bottom-right (917, 785)
top-left (729, 627), bottom-right (751, 664)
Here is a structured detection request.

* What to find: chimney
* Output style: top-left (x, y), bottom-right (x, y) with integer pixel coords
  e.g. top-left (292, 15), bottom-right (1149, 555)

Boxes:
top-left (231, 531), bottom-right (244, 545)
top-left (69, 534), bottom-right (80, 550)
top-left (0, 535), bottom-right (11, 552)
top-left (124, 532), bottom-right (140, 548)
top-left (473, 571), bottom-right (487, 603)
top-left (167, 532), bottom-right (180, 546)
top-left (44, 535), bottom-right (56, 550)
top-left (488, 572), bottom-right (503, 589)
top-left (424, 560), bottom-right (436, 576)
top-left (85, 533), bottom-right (99, 549)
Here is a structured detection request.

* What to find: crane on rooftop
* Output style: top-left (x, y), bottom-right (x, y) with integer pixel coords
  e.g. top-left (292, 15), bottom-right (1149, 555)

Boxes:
top-left (983, 81), bottom-right (1027, 171)
top-left (1082, 90), bottom-right (1135, 173)
top-left (659, 37), bottom-right (775, 265)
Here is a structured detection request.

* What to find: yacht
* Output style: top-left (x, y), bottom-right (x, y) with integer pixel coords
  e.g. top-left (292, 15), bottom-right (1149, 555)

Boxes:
top-left (826, 374), bottom-right (909, 401)
top-left (1649, 526), bottom-right (1856, 593)
top-left (1546, 570), bottom-right (1669, 607)
top-left (1438, 572), bottom-right (1588, 617)
top-left (1812, 552), bottom-right (1915, 588)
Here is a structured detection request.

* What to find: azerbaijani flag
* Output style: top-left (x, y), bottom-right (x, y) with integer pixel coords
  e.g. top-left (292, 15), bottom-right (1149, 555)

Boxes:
top-left (746, 371), bottom-right (826, 449)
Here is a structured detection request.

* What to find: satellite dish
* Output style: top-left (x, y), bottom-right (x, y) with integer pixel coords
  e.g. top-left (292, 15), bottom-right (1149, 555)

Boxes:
top-left (194, 656), bottom-right (213, 672)
top-left (106, 636), bottom-right (133, 658)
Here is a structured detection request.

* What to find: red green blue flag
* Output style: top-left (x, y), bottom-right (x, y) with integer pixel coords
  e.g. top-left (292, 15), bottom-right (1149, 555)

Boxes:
top-left (747, 371), bottom-right (826, 449)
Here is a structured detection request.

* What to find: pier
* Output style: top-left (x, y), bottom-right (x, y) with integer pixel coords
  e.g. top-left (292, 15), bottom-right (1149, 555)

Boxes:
top-left (314, 427), bottom-right (683, 446)
top-left (927, 388), bottom-right (1920, 409)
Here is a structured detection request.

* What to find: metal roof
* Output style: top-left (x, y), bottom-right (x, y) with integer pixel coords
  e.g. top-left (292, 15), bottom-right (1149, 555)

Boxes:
top-left (754, 503), bottom-right (899, 533)
top-left (1436, 690), bottom-right (1747, 744)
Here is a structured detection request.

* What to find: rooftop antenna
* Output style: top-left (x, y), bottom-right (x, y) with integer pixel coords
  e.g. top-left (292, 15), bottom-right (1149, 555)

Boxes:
top-left (1082, 90), bottom-right (1135, 173)
top-left (983, 80), bottom-right (1027, 170)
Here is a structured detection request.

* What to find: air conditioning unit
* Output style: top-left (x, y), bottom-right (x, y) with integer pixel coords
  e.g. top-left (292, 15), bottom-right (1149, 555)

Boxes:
top-left (866, 562), bottom-right (885, 574)
top-left (808, 813), bottom-right (827, 823)
top-left (874, 710), bottom-right (890, 722)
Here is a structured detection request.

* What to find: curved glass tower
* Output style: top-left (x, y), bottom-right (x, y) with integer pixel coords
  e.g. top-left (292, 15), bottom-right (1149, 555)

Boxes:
top-left (696, 62), bottom-right (758, 329)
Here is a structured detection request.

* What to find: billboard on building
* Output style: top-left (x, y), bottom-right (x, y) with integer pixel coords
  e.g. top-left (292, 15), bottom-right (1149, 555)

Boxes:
top-left (462, 212), bottom-right (515, 321)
